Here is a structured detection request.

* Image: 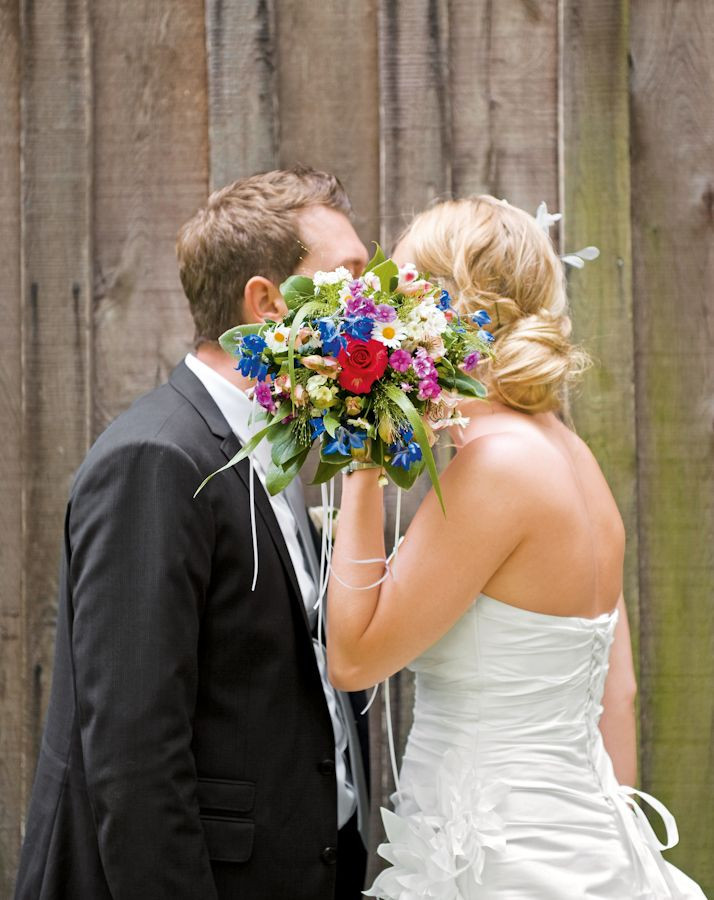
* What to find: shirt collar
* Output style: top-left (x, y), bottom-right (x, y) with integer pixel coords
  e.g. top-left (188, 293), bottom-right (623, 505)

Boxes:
top-left (185, 353), bottom-right (271, 470)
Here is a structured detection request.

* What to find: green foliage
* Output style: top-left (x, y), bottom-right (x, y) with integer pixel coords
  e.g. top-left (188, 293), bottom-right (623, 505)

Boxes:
top-left (364, 243), bottom-right (386, 274)
top-left (280, 275), bottom-right (315, 310)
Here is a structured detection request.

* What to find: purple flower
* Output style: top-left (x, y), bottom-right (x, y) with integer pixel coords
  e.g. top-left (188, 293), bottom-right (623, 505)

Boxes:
top-left (400, 381), bottom-right (414, 393)
top-left (254, 381), bottom-right (276, 413)
top-left (462, 350), bottom-right (481, 372)
top-left (412, 347), bottom-right (437, 379)
top-left (374, 304), bottom-right (397, 323)
top-left (418, 377), bottom-right (441, 401)
top-left (345, 295), bottom-right (378, 318)
top-left (389, 349), bottom-right (413, 372)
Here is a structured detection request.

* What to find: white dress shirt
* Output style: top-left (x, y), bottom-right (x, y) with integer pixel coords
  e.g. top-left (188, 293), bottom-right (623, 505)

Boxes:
top-left (185, 353), bottom-right (357, 828)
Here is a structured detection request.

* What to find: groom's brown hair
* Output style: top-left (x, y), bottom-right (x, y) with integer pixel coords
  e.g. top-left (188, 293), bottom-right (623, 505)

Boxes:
top-left (176, 165), bottom-right (352, 345)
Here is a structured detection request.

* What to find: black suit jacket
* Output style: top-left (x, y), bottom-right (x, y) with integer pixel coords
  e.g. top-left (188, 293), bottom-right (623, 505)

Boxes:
top-left (14, 362), bottom-right (359, 900)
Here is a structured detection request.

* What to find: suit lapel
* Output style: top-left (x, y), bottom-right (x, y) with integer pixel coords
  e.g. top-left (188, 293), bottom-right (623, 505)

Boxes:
top-left (169, 361), bottom-right (312, 637)
top-left (219, 433), bottom-right (312, 635)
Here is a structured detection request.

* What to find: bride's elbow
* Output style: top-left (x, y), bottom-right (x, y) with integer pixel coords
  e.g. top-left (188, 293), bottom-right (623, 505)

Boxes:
top-left (328, 656), bottom-right (372, 692)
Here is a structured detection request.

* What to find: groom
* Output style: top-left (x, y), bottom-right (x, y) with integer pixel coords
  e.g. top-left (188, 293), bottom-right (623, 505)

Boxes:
top-left (14, 166), bottom-right (370, 899)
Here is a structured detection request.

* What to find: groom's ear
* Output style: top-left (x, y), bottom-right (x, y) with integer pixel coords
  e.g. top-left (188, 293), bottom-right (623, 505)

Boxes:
top-left (242, 275), bottom-right (289, 324)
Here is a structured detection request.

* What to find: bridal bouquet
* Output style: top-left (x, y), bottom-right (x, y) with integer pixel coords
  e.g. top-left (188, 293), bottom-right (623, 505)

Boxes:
top-left (196, 248), bottom-right (494, 508)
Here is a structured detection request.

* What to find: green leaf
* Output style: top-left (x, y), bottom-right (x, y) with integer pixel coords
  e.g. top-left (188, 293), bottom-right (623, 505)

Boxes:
top-left (451, 372), bottom-right (488, 399)
top-left (323, 412), bottom-right (340, 437)
top-left (310, 457), bottom-right (350, 485)
top-left (382, 457), bottom-right (424, 491)
top-left (280, 275), bottom-right (315, 310)
top-left (383, 382), bottom-right (445, 514)
top-left (437, 357), bottom-right (455, 377)
top-left (193, 401), bottom-right (291, 497)
top-left (372, 259), bottom-right (399, 293)
top-left (265, 447), bottom-right (310, 495)
top-left (218, 322), bottom-right (268, 356)
top-left (363, 243), bottom-right (386, 274)
top-left (271, 426), bottom-right (304, 467)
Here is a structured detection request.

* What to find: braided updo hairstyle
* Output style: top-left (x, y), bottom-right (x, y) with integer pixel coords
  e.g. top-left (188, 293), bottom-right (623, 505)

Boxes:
top-left (401, 195), bottom-right (590, 414)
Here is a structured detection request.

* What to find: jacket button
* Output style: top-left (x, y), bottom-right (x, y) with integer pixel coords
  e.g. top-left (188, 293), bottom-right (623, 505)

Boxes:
top-left (321, 846), bottom-right (338, 865)
top-left (318, 758), bottom-right (336, 775)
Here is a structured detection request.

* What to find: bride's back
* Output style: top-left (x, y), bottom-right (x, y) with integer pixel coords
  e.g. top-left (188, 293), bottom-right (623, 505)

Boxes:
top-left (400, 194), bottom-right (624, 619)
top-left (461, 405), bottom-right (625, 619)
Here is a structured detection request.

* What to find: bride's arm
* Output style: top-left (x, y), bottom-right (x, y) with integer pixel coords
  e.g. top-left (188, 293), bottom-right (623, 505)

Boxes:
top-left (326, 434), bottom-right (526, 690)
top-left (598, 593), bottom-right (638, 785)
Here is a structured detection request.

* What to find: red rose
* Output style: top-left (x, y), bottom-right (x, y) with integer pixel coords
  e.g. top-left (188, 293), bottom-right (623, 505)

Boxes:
top-left (337, 337), bottom-right (389, 394)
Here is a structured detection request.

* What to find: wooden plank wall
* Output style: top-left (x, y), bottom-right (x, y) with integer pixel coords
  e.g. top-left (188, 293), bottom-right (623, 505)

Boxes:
top-left (0, 0), bottom-right (711, 893)
top-left (0, 0), bottom-right (22, 888)
top-left (630, 0), bottom-right (714, 886)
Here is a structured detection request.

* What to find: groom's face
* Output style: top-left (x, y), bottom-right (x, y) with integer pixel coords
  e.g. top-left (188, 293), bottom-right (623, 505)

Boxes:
top-left (293, 205), bottom-right (368, 280)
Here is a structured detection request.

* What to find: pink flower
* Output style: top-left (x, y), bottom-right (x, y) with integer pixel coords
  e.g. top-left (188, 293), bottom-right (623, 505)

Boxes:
top-left (389, 349), bottom-right (412, 372)
top-left (462, 350), bottom-right (481, 372)
top-left (374, 304), bottom-right (397, 323)
top-left (254, 381), bottom-right (277, 412)
top-left (412, 347), bottom-right (437, 379)
top-left (418, 377), bottom-right (441, 401)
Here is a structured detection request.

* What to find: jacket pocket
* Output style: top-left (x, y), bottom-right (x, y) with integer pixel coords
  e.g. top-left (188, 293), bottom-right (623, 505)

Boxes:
top-left (200, 815), bottom-right (254, 863)
top-left (197, 778), bottom-right (256, 863)
top-left (196, 777), bottom-right (255, 815)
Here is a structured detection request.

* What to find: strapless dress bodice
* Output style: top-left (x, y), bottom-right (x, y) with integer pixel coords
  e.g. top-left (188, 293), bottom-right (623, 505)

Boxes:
top-left (366, 594), bottom-right (706, 900)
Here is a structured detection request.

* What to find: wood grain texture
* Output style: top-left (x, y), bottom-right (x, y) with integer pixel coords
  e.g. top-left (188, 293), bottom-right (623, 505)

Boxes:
top-left (561, 0), bottom-right (639, 657)
top-left (449, 0), bottom-right (559, 209)
top-left (275, 0), bottom-right (380, 245)
top-left (630, 0), bottom-right (714, 890)
top-left (19, 0), bottom-right (93, 816)
top-left (0, 2), bottom-right (22, 892)
top-left (276, 0), bottom-right (381, 520)
top-left (368, 0), bottom-right (452, 874)
top-left (91, 0), bottom-right (209, 435)
top-left (205, 0), bottom-right (278, 190)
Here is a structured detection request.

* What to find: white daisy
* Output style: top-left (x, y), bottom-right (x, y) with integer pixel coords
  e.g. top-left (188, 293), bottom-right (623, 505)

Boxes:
top-left (372, 318), bottom-right (406, 348)
top-left (313, 266), bottom-right (353, 288)
top-left (264, 324), bottom-right (292, 354)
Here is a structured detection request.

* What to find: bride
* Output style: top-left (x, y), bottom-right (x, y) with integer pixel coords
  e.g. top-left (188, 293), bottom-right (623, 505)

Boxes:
top-left (326, 196), bottom-right (706, 899)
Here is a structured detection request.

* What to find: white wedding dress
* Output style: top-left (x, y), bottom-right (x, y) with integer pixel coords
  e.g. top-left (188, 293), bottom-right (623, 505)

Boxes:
top-left (366, 593), bottom-right (707, 899)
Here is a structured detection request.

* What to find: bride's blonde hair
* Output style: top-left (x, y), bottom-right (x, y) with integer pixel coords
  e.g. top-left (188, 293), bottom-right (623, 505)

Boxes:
top-left (401, 195), bottom-right (590, 413)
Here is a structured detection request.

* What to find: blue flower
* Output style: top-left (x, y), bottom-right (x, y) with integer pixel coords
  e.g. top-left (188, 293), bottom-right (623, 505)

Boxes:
top-left (237, 355), bottom-right (269, 380)
top-left (310, 416), bottom-right (327, 440)
top-left (324, 425), bottom-right (368, 457)
top-left (242, 333), bottom-right (268, 354)
top-left (317, 318), bottom-right (347, 356)
top-left (437, 290), bottom-right (453, 311)
top-left (472, 310), bottom-right (491, 327)
top-left (478, 328), bottom-right (495, 343)
top-left (343, 316), bottom-right (374, 342)
top-left (389, 441), bottom-right (422, 470)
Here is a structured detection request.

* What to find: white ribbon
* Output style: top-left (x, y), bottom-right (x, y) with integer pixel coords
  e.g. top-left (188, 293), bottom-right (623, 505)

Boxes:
top-left (612, 784), bottom-right (680, 896)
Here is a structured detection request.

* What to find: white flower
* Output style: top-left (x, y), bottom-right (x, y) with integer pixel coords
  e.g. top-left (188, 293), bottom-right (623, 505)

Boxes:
top-left (534, 200), bottom-right (562, 234)
top-left (264, 324), bottom-right (292, 354)
top-left (397, 262), bottom-right (433, 296)
top-left (363, 271), bottom-right (381, 292)
top-left (306, 373), bottom-right (327, 393)
top-left (364, 750), bottom-right (509, 900)
top-left (308, 505), bottom-right (339, 541)
top-left (313, 266), bottom-right (353, 289)
top-left (372, 318), bottom-right (407, 349)
top-left (402, 304), bottom-right (449, 349)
